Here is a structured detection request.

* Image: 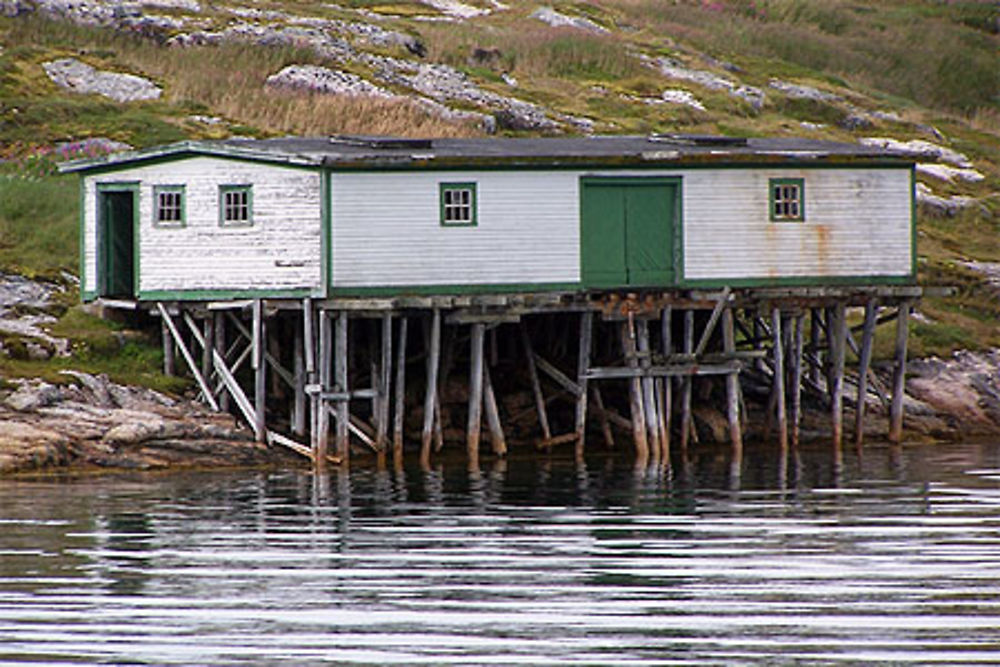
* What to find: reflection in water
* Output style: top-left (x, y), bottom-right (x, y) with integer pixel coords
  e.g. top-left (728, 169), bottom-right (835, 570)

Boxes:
top-left (1, 441), bottom-right (999, 664)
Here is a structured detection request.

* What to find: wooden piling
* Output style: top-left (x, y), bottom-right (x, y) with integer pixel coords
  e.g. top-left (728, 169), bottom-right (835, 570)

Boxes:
top-left (162, 319), bottom-right (175, 377)
top-left (521, 323), bottom-right (551, 441)
top-left (889, 300), bottom-right (911, 443)
top-left (393, 316), bottom-right (407, 460)
top-left (829, 303), bottom-right (847, 457)
top-left (790, 312), bottom-right (805, 448)
top-left (680, 309), bottom-right (694, 454)
top-left (375, 313), bottom-right (392, 451)
top-left (592, 385), bottom-right (615, 448)
top-left (213, 312), bottom-right (229, 412)
top-left (293, 316), bottom-right (306, 437)
top-left (635, 318), bottom-right (661, 459)
top-left (253, 299), bottom-right (266, 443)
top-left (621, 319), bottom-right (649, 460)
top-left (809, 308), bottom-right (823, 388)
top-left (334, 311), bottom-right (349, 462)
top-left (483, 363), bottom-right (507, 456)
top-left (659, 307), bottom-right (672, 460)
top-left (467, 322), bottom-right (486, 466)
top-left (722, 306), bottom-right (742, 468)
top-left (317, 310), bottom-right (331, 460)
top-left (574, 311), bottom-right (593, 458)
top-left (771, 307), bottom-right (787, 452)
top-left (421, 309), bottom-right (441, 466)
top-left (854, 300), bottom-right (878, 447)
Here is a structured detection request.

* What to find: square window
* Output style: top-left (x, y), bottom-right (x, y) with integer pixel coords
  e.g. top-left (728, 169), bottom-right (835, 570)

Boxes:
top-left (153, 185), bottom-right (185, 227)
top-left (440, 182), bottom-right (477, 226)
top-left (220, 185), bottom-right (253, 227)
top-left (770, 178), bottom-right (805, 222)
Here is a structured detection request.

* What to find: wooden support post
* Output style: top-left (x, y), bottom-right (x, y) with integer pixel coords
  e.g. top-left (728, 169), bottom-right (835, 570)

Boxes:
top-left (574, 311), bottom-right (593, 458)
top-left (829, 303), bottom-right (847, 456)
top-left (334, 312), bottom-right (350, 462)
top-left (854, 300), bottom-right (879, 447)
top-left (393, 316), bottom-right (408, 460)
top-left (679, 310), bottom-right (694, 453)
top-left (483, 363), bottom-right (506, 457)
top-left (317, 311), bottom-right (331, 458)
top-left (809, 308), bottom-right (823, 388)
top-left (252, 300), bottom-right (267, 443)
top-left (159, 305), bottom-right (219, 412)
top-left (202, 316), bottom-right (214, 394)
top-left (521, 323), bottom-right (551, 441)
top-left (467, 323), bottom-right (486, 466)
top-left (722, 306), bottom-right (742, 471)
top-left (592, 386), bottom-right (615, 448)
top-left (771, 307), bottom-right (788, 452)
top-left (790, 313), bottom-right (805, 449)
top-left (162, 319), bottom-right (175, 377)
top-left (621, 319), bottom-right (649, 460)
top-left (375, 313), bottom-right (392, 451)
top-left (636, 318), bottom-right (661, 460)
top-left (659, 307), bottom-right (672, 460)
top-left (293, 316), bottom-right (306, 437)
top-left (889, 301), bottom-right (911, 443)
top-left (214, 312), bottom-right (230, 412)
top-left (421, 309), bottom-right (441, 466)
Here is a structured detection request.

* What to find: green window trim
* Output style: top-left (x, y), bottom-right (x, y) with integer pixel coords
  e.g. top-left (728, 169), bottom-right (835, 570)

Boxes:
top-left (153, 185), bottom-right (186, 228)
top-left (439, 182), bottom-right (477, 227)
top-left (769, 178), bottom-right (805, 222)
top-left (219, 184), bottom-right (254, 227)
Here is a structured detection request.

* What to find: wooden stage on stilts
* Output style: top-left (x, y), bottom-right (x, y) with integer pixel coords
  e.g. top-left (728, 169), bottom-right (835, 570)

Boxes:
top-left (149, 285), bottom-right (921, 472)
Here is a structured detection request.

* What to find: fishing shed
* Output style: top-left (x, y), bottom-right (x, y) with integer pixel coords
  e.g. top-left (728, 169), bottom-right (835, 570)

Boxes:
top-left (62, 134), bottom-right (920, 472)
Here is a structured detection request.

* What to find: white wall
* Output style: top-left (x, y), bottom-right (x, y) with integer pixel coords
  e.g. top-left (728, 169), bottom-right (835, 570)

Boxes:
top-left (329, 166), bottom-right (912, 289)
top-left (83, 156), bottom-right (321, 296)
top-left (330, 171), bottom-right (581, 288)
top-left (680, 167), bottom-right (913, 281)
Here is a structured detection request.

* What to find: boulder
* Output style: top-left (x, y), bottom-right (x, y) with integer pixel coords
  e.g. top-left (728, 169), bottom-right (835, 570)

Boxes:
top-left (43, 58), bottom-right (161, 103)
top-left (531, 7), bottom-right (608, 34)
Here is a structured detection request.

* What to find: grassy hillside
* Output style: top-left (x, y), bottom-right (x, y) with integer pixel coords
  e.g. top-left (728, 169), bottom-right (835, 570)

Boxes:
top-left (0, 0), bottom-right (997, 380)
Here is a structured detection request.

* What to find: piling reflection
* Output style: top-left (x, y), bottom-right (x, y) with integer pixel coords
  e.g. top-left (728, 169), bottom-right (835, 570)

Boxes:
top-left (2, 442), bottom-right (1000, 664)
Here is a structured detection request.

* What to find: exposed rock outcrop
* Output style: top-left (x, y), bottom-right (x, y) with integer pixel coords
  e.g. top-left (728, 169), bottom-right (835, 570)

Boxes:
top-left (645, 56), bottom-right (765, 109)
top-left (531, 6), bottom-right (608, 33)
top-left (908, 350), bottom-right (1000, 434)
top-left (916, 183), bottom-right (983, 216)
top-left (0, 373), bottom-right (287, 473)
top-left (43, 58), bottom-right (161, 102)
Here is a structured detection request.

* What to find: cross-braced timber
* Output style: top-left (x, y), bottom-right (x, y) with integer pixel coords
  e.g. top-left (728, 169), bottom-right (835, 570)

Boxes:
top-left (145, 285), bottom-right (921, 470)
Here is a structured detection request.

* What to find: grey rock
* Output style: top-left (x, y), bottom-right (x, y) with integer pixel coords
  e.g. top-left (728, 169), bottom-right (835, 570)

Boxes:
top-left (915, 182), bottom-right (982, 216)
top-left (43, 58), bottom-right (162, 103)
top-left (768, 78), bottom-right (842, 103)
top-left (265, 64), bottom-right (392, 97)
top-left (647, 56), bottom-right (765, 110)
top-left (5, 380), bottom-right (62, 412)
top-left (531, 6), bottom-right (608, 34)
top-left (860, 137), bottom-right (973, 168)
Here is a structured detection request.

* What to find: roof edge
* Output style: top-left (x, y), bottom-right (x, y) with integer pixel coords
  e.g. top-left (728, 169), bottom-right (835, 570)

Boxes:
top-left (58, 139), bottom-right (323, 174)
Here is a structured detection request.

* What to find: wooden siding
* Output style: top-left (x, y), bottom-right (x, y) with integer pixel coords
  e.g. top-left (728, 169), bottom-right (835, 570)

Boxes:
top-left (330, 171), bottom-right (580, 288)
top-left (329, 167), bottom-right (912, 290)
top-left (83, 157), bottom-right (321, 296)
top-left (680, 168), bottom-right (912, 282)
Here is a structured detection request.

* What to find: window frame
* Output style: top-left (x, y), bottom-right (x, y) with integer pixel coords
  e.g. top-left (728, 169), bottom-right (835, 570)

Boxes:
top-left (152, 184), bottom-right (186, 228)
top-left (769, 178), bottom-right (805, 223)
top-left (439, 182), bottom-right (478, 227)
top-left (219, 184), bottom-right (254, 228)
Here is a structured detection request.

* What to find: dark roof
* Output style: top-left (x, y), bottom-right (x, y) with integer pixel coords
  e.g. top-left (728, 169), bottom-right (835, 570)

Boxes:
top-left (60, 134), bottom-right (916, 173)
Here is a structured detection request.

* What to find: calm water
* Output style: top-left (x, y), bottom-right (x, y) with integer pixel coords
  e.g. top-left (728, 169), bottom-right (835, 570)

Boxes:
top-left (3, 441), bottom-right (1000, 665)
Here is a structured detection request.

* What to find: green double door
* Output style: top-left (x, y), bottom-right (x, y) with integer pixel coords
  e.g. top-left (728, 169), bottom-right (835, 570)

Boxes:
top-left (580, 178), bottom-right (677, 288)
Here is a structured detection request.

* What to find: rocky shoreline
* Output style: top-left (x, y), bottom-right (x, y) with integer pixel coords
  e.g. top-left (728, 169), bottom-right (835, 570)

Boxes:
top-left (3, 347), bottom-right (1000, 475)
top-left (0, 372), bottom-right (295, 474)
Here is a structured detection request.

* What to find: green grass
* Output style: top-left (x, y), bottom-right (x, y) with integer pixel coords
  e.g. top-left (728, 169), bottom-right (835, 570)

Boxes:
top-left (0, 174), bottom-right (78, 280)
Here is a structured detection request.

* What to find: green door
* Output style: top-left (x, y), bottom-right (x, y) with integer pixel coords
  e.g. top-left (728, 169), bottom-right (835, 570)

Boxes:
top-left (581, 179), bottom-right (676, 288)
top-left (98, 190), bottom-right (136, 298)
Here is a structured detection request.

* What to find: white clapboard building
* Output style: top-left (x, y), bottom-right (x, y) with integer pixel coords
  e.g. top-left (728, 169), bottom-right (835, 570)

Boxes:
top-left (62, 134), bottom-right (915, 302)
